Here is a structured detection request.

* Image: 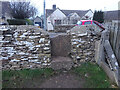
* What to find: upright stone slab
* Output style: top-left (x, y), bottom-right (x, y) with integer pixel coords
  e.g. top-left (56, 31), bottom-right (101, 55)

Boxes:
top-left (50, 34), bottom-right (71, 57)
top-left (50, 34), bottom-right (73, 70)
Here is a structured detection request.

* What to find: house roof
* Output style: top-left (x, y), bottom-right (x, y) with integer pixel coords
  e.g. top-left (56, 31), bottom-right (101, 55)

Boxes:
top-left (46, 8), bottom-right (89, 18)
top-left (61, 10), bottom-right (89, 17)
top-left (33, 16), bottom-right (42, 21)
top-left (46, 9), bottom-right (54, 17)
top-left (104, 10), bottom-right (120, 21)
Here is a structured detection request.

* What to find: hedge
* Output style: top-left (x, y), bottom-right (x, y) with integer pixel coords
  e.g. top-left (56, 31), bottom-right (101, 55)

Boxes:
top-left (7, 19), bottom-right (27, 25)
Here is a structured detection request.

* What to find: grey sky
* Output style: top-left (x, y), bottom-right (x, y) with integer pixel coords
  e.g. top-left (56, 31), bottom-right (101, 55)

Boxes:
top-left (1, 0), bottom-right (119, 16)
top-left (31, 0), bottom-right (120, 16)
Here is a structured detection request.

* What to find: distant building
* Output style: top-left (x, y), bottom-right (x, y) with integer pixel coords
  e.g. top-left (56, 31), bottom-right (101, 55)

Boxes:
top-left (46, 5), bottom-right (93, 30)
top-left (104, 10), bottom-right (120, 23)
top-left (33, 16), bottom-right (43, 28)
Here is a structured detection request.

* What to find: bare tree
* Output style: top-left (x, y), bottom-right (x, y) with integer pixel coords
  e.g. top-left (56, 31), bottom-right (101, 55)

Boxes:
top-left (9, 1), bottom-right (37, 19)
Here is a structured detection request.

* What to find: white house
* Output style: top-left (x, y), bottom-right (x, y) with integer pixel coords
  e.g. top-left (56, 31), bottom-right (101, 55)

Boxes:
top-left (64, 12), bottom-right (81, 24)
top-left (33, 16), bottom-right (43, 28)
top-left (82, 9), bottom-right (93, 20)
top-left (47, 8), bottom-right (66, 30)
top-left (46, 5), bottom-right (94, 30)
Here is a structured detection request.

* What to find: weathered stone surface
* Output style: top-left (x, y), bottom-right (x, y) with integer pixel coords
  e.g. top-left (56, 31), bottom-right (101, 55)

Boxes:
top-left (1, 24), bottom-right (102, 70)
top-left (69, 25), bottom-right (101, 63)
top-left (1, 25), bottom-right (51, 70)
top-left (54, 25), bottom-right (75, 33)
top-left (50, 34), bottom-right (71, 57)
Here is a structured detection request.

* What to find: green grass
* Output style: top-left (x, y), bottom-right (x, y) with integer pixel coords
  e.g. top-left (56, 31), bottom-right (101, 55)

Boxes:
top-left (2, 62), bottom-right (114, 88)
top-left (2, 68), bottom-right (54, 88)
top-left (72, 62), bottom-right (112, 88)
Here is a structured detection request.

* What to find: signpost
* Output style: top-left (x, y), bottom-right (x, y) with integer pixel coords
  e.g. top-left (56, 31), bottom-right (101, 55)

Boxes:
top-left (44, 0), bottom-right (46, 30)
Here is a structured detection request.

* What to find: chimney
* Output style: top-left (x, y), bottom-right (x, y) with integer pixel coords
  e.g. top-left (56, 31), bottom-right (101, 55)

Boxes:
top-left (53, 4), bottom-right (56, 10)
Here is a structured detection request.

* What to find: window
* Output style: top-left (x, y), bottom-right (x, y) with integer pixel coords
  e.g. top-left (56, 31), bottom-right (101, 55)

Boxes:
top-left (84, 21), bottom-right (91, 25)
top-left (48, 22), bottom-right (51, 24)
top-left (55, 20), bottom-right (61, 25)
top-left (73, 20), bottom-right (78, 24)
top-left (35, 22), bottom-right (41, 26)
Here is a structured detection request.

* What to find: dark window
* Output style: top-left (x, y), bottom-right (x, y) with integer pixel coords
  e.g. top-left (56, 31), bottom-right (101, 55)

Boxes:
top-left (35, 22), bottom-right (41, 26)
top-left (55, 20), bottom-right (61, 25)
top-left (73, 20), bottom-right (78, 24)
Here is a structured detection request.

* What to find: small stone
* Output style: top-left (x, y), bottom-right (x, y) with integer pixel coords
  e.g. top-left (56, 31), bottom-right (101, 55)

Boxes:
top-left (85, 73), bottom-right (89, 78)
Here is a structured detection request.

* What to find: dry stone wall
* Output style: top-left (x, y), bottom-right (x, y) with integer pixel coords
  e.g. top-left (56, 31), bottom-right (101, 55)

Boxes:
top-left (0, 25), bottom-right (102, 70)
top-left (0, 25), bottom-right (51, 70)
top-left (54, 25), bottom-right (75, 33)
top-left (69, 26), bottom-right (101, 63)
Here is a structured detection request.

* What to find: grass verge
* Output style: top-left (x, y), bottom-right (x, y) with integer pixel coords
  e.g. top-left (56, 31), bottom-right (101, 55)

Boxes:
top-left (72, 62), bottom-right (112, 88)
top-left (2, 68), bottom-right (54, 88)
top-left (2, 62), bottom-right (115, 88)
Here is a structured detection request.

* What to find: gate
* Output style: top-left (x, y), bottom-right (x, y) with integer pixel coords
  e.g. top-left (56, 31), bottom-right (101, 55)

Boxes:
top-left (50, 34), bottom-right (71, 57)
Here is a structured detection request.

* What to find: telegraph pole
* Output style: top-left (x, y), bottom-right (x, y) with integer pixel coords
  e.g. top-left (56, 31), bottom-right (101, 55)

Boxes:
top-left (44, 0), bottom-right (46, 30)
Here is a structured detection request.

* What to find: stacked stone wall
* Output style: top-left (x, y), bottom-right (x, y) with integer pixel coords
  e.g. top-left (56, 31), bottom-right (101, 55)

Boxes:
top-left (54, 25), bottom-right (75, 32)
top-left (0, 25), bottom-right (102, 70)
top-left (69, 26), bottom-right (101, 63)
top-left (0, 25), bottom-right (51, 70)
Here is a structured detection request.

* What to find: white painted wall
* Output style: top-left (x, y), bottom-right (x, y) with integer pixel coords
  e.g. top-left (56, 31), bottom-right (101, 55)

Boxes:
top-left (70, 13), bottom-right (81, 24)
top-left (46, 9), bottom-right (93, 30)
top-left (82, 10), bottom-right (93, 20)
top-left (47, 19), bottom-right (54, 30)
top-left (70, 13), bottom-right (80, 19)
top-left (47, 8), bottom-right (66, 30)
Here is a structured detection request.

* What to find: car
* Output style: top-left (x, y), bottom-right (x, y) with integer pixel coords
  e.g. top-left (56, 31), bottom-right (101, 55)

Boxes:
top-left (34, 24), bottom-right (40, 28)
top-left (76, 20), bottom-right (105, 30)
top-left (34, 24), bottom-right (39, 26)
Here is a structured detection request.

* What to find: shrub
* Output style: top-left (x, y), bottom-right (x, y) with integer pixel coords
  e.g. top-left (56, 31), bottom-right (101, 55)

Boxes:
top-left (93, 10), bottom-right (104, 23)
top-left (25, 19), bottom-right (34, 25)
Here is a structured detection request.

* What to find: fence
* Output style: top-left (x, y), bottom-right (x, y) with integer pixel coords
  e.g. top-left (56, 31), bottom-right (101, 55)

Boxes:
top-left (109, 22), bottom-right (120, 66)
top-left (95, 28), bottom-right (120, 87)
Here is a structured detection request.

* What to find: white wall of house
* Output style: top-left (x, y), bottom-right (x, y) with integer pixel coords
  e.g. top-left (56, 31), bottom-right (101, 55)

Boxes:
top-left (47, 20), bottom-right (54, 30)
top-left (63, 13), bottom-right (81, 25)
top-left (70, 13), bottom-right (80, 19)
top-left (47, 18), bottom-right (53, 30)
top-left (47, 8), bottom-right (66, 30)
top-left (82, 10), bottom-right (93, 20)
top-left (69, 13), bottom-right (81, 24)
top-left (46, 8), bottom-right (94, 30)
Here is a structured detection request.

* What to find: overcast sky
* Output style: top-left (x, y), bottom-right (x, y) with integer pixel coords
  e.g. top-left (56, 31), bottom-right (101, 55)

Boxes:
top-left (1, 0), bottom-right (119, 15)
top-left (31, 0), bottom-right (120, 16)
